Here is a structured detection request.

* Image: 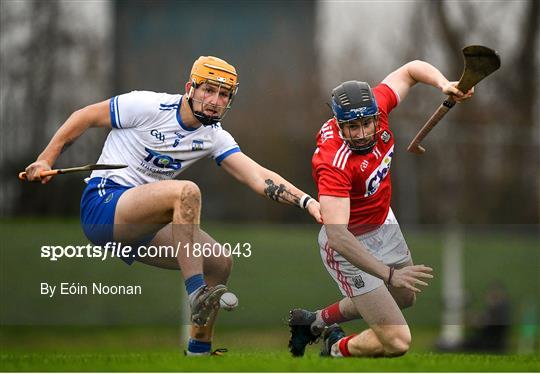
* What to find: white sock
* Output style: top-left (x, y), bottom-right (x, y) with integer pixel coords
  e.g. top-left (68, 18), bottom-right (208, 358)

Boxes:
top-left (331, 340), bottom-right (344, 357)
top-left (311, 310), bottom-right (327, 334)
top-left (188, 285), bottom-right (205, 308)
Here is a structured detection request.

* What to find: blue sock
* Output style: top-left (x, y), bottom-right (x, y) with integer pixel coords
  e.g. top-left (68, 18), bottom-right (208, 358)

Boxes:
top-left (188, 338), bottom-right (211, 353)
top-left (185, 273), bottom-right (205, 295)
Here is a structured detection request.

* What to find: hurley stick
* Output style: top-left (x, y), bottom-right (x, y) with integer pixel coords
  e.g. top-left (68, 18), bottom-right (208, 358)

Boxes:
top-left (407, 45), bottom-right (501, 154)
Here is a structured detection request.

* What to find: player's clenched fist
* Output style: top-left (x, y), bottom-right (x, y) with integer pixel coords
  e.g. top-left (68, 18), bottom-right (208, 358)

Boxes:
top-left (441, 81), bottom-right (474, 102)
top-left (389, 264), bottom-right (433, 293)
top-left (25, 160), bottom-right (52, 184)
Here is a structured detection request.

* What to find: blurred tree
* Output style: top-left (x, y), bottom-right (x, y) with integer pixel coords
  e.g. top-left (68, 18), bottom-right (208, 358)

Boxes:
top-left (0, 0), bottom-right (112, 216)
top-left (395, 0), bottom-right (539, 224)
top-left (432, 0), bottom-right (539, 224)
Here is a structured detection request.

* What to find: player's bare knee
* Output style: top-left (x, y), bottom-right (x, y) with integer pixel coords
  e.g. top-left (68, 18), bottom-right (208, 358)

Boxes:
top-left (173, 181), bottom-right (201, 222)
top-left (384, 338), bottom-right (410, 357)
top-left (382, 329), bottom-right (411, 357)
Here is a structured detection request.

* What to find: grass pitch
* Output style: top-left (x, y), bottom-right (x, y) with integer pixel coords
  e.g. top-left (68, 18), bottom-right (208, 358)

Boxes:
top-left (1, 326), bottom-right (539, 372)
top-left (2, 351), bottom-right (539, 372)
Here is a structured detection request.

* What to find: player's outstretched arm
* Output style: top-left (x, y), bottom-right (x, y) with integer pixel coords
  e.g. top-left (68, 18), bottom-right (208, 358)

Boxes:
top-left (220, 152), bottom-right (322, 223)
top-left (24, 100), bottom-right (111, 183)
top-left (382, 60), bottom-right (474, 103)
top-left (321, 195), bottom-right (433, 292)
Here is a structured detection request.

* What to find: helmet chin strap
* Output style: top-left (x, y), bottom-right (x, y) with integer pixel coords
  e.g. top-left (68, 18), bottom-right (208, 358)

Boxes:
top-left (187, 87), bottom-right (220, 126)
top-left (186, 82), bottom-right (233, 126)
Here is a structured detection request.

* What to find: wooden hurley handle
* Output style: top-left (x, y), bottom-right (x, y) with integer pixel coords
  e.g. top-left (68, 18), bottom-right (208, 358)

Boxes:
top-left (18, 170), bottom-right (60, 181)
top-left (18, 163), bottom-right (127, 181)
top-left (407, 98), bottom-right (456, 154)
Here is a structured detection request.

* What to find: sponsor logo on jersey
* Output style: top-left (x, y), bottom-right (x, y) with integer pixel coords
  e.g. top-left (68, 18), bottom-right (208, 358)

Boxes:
top-left (364, 145), bottom-right (394, 197)
top-left (191, 140), bottom-right (204, 151)
top-left (352, 275), bottom-right (365, 289)
top-left (143, 147), bottom-right (182, 170)
top-left (150, 129), bottom-right (165, 142)
top-left (173, 132), bottom-right (185, 148)
top-left (381, 130), bottom-right (391, 143)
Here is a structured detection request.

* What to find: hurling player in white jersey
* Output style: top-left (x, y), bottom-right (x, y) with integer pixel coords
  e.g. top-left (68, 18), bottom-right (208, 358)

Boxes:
top-left (24, 56), bottom-right (322, 356)
top-left (288, 60), bottom-right (474, 358)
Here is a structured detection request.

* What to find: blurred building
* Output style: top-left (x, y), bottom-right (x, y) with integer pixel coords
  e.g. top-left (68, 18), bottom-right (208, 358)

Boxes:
top-left (1, 1), bottom-right (538, 225)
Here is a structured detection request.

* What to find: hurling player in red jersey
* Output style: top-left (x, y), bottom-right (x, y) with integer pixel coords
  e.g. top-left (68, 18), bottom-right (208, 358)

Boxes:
top-left (288, 60), bottom-right (474, 358)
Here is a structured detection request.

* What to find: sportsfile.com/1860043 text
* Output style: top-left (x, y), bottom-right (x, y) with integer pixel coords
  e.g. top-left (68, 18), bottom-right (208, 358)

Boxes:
top-left (40, 241), bottom-right (253, 261)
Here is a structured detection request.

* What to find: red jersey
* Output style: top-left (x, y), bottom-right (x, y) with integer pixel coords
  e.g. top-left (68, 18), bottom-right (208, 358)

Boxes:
top-left (312, 83), bottom-right (399, 235)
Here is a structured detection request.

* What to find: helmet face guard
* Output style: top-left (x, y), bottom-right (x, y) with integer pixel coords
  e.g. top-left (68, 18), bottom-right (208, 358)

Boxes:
top-left (187, 56), bottom-right (239, 126)
top-left (331, 81), bottom-right (380, 154)
top-left (339, 115), bottom-right (381, 154)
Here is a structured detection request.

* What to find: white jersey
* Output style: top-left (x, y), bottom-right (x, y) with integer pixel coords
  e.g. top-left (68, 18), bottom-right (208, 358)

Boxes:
top-left (89, 91), bottom-right (241, 186)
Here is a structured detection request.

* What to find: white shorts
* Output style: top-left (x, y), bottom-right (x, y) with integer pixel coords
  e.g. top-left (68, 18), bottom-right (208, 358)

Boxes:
top-left (318, 208), bottom-right (411, 297)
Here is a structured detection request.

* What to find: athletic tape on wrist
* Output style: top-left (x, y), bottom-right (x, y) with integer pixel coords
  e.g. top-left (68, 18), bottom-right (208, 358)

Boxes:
top-left (299, 194), bottom-right (314, 209)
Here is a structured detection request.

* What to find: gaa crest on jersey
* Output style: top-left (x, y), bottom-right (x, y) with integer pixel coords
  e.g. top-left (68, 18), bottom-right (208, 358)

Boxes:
top-left (381, 130), bottom-right (391, 143)
top-left (191, 140), bottom-right (204, 151)
top-left (364, 145), bottom-right (394, 197)
top-left (150, 129), bottom-right (165, 143)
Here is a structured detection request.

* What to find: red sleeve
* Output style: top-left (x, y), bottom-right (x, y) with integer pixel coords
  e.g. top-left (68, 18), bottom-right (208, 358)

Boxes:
top-left (374, 83), bottom-right (399, 114)
top-left (315, 163), bottom-right (352, 198)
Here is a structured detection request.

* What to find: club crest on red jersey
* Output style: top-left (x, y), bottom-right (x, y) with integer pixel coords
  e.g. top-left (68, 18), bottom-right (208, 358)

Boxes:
top-left (381, 130), bottom-right (391, 143)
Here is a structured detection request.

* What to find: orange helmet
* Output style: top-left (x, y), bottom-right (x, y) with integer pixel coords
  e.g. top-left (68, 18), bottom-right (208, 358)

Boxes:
top-left (190, 56), bottom-right (238, 89)
top-left (187, 56), bottom-right (239, 126)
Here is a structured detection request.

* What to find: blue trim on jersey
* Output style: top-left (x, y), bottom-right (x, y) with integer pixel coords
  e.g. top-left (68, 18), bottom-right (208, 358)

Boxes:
top-left (110, 97), bottom-right (118, 128)
top-left (115, 96), bottom-right (122, 128)
top-left (176, 96), bottom-right (198, 132)
top-left (215, 147), bottom-right (241, 165)
top-left (160, 103), bottom-right (179, 111)
top-left (80, 178), bottom-right (155, 265)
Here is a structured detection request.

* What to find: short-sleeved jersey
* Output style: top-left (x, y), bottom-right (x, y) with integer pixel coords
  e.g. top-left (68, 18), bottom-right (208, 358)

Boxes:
top-left (90, 91), bottom-right (241, 186)
top-left (312, 83), bottom-right (399, 235)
